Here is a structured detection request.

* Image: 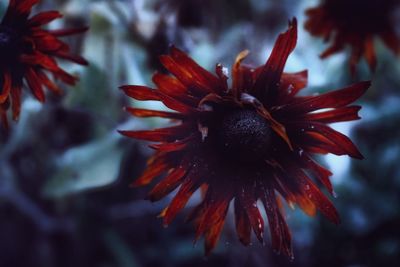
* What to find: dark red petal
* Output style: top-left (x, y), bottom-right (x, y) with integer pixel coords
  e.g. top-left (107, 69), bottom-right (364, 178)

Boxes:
top-left (204, 210), bottom-right (228, 256)
top-left (364, 36), bottom-right (377, 71)
top-left (54, 68), bottom-right (78, 85)
top-left (169, 46), bottom-right (223, 93)
top-left (297, 131), bottom-right (352, 156)
top-left (234, 198), bottom-right (252, 245)
top-left (296, 171), bottom-right (340, 224)
top-left (118, 123), bottom-right (193, 142)
top-left (49, 27), bottom-right (89, 36)
top-left (28, 11), bottom-right (62, 26)
top-left (0, 72), bottom-right (12, 103)
top-left (278, 81), bottom-right (371, 114)
top-left (260, 187), bottom-right (293, 258)
top-left (162, 171), bottom-right (202, 226)
top-left (131, 153), bottom-right (174, 187)
top-left (280, 81), bottom-right (370, 115)
top-left (152, 72), bottom-right (197, 106)
top-left (149, 134), bottom-right (196, 152)
top-left (147, 166), bottom-right (187, 201)
top-left (121, 85), bottom-right (195, 114)
top-left (303, 106), bottom-right (361, 123)
top-left (125, 107), bottom-right (184, 120)
top-left (252, 18), bottom-right (297, 103)
top-left (20, 51), bottom-right (60, 71)
top-left (25, 68), bottom-right (45, 102)
top-left (120, 85), bottom-right (160, 101)
top-left (239, 186), bottom-right (265, 243)
top-left (36, 70), bottom-right (62, 94)
top-left (54, 52), bottom-right (89, 65)
top-left (10, 84), bottom-right (22, 121)
top-left (320, 42), bottom-right (345, 59)
top-left (300, 154), bottom-right (333, 195)
top-left (280, 70), bottom-right (308, 96)
top-left (293, 122), bottom-right (363, 159)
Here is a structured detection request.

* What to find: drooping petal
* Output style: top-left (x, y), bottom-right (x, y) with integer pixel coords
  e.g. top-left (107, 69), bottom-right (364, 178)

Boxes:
top-left (234, 197), bottom-right (252, 245)
top-left (0, 72), bottom-right (12, 103)
top-left (238, 185), bottom-right (265, 243)
top-left (260, 186), bottom-right (293, 258)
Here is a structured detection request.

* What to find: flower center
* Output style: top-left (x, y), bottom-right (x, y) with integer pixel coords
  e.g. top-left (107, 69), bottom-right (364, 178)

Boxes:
top-left (0, 26), bottom-right (17, 50)
top-left (0, 26), bottom-right (23, 64)
top-left (218, 109), bottom-right (271, 161)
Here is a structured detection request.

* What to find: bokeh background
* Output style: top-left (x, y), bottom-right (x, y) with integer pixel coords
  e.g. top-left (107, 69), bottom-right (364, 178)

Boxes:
top-left (0, 0), bottom-right (400, 266)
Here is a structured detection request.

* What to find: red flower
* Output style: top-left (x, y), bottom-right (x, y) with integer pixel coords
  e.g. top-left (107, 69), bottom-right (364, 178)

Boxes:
top-left (0, 0), bottom-right (88, 128)
top-left (120, 18), bottom-right (369, 258)
top-left (305, 0), bottom-right (400, 74)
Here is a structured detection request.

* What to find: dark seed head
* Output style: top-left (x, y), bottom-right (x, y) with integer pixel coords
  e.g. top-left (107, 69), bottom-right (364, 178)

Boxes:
top-left (0, 26), bottom-right (21, 64)
top-left (218, 109), bottom-right (271, 162)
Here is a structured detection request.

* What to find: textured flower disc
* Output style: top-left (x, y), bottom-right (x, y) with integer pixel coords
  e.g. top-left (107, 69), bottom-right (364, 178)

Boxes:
top-left (120, 18), bottom-right (370, 258)
top-left (305, 0), bottom-right (400, 74)
top-left (0, 0), bottom-right (88, 128)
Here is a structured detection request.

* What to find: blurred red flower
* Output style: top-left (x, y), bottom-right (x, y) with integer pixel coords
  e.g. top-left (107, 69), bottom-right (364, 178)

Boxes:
top-left (120, 18), bottom-right (370, 258)
top-left (305, 0), bottom-right (400, 74)
top-left (0, 0), bottom-right (88, 128)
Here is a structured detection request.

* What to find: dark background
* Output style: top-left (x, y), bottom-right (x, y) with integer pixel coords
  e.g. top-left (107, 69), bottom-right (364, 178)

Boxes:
top-left (0, 0), bottom-right (399, 266)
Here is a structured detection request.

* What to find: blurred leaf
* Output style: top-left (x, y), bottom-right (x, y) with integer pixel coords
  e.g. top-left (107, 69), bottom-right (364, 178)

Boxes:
top-left (43, 134), bottom-right (123, 198)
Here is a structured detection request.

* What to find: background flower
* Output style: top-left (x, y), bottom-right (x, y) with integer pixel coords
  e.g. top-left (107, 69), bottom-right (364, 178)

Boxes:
top-left (0, 0), bottom-right (88, 128)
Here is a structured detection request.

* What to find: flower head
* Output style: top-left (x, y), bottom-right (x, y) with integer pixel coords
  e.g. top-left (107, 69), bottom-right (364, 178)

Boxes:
top-left (0, 0), bottom-right (88, 128)
top-left (120, 18), bottom-right (370, 258)
top-left (305, 0), bottom-right (400, 74)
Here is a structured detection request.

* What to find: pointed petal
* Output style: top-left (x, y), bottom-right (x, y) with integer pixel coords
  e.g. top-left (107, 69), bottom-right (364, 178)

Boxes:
top-left (294, 122), bottom-right (363, 159)
top-left (280, 81), bottom-right (370, 114)
top-left (303, 106), bottom-right (361, 123)
top-left (252, 18), bottom-right (297, 102)
top-left (118, 123), bottom-right (193, 142)
top-left (239, 186), bottom-right (264, 243)
top-left (0, 72), bottom-right (12, 103)
top-left (260, 186), bottom-right (293, 258)
top-left (147, 166), bottom-right (188, 201)
top-left (162, 170), bottom-right (202, 226)
top-left (131, 153), bottom-right (170, 186)
top-left (28, 11), bottom-right (62, 26)
top-left (169, 46), bottom-right (223, 93)
top-left (234, 197), bottom-right (252, 245)
top-left (125, 107), bottom-right (184, 120)
top-left (25, 68), bottom-right (45, 102)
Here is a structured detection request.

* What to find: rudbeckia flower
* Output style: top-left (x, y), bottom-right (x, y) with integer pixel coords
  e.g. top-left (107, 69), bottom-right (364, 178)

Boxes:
top-left (0, 0), bottom-right (88, 128)
top-left (305, 0), bottom-right (400, 74)
top-left (120, 18), bottom-right (369, 258)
